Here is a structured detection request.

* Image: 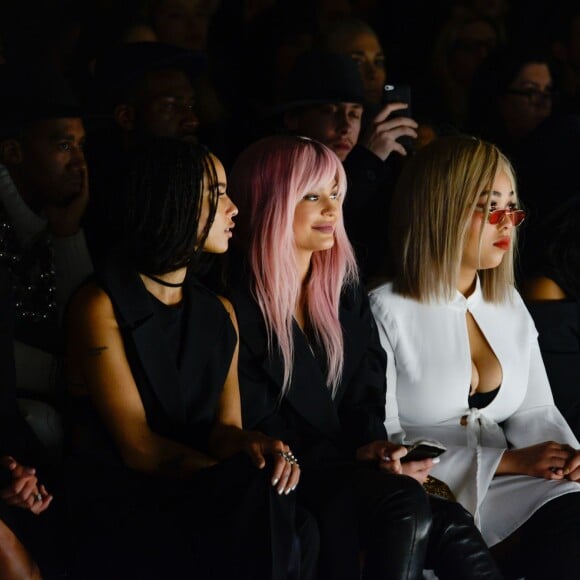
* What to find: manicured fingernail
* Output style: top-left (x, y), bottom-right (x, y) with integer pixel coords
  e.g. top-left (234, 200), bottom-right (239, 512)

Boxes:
top-left (272, 478), bottom-right (279, 486)
top-left (292, 485), bottom-right (297, 491)
top-left (432, 457), bottom-right (440, 464)
top-left (278, 488), bottom-right (284, 495)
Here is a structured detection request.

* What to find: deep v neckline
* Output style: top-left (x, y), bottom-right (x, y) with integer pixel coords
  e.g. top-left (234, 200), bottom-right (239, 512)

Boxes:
top-left (466, 309), bottom-right (503, 401)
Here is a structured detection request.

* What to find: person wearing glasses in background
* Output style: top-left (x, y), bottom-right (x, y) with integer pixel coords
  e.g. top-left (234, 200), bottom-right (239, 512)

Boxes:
top-left (370, 136), bottom-right (580, 580)
top-left (468, 48), bottom-right (554, 157)
top-left (467, 47), bottom-right (558, 279)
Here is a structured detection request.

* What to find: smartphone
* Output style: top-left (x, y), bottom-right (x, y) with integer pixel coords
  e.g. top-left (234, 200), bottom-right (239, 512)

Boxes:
top-left (382, 84), bottom-right (414, 152)
top-left (382, 84), bottom-right (412, 115)
top-left (401, 440), bottom-right (446, 463)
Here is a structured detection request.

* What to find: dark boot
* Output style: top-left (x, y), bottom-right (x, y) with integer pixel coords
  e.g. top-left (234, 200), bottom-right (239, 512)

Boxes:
top-left (426, 496), bottom-right (502, 579)
top-left (356, 470), bottom-right (432, 580)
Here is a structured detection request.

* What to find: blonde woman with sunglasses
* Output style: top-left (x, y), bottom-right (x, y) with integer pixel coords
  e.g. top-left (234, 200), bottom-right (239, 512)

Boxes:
top-left (370, 136), bottom-right (580, 579)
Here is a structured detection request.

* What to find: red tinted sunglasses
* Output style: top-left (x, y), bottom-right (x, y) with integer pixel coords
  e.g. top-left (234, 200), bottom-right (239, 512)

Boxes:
top-left (476, 207), bottom-right (526, 226)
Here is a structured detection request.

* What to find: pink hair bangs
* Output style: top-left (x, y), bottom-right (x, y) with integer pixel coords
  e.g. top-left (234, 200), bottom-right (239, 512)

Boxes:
top-left (229, 136), bottom-right (358, 396)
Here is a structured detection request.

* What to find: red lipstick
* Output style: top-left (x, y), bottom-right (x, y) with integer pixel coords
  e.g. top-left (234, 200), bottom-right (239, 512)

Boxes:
top-left (493, 237), bottom-right (510, 250)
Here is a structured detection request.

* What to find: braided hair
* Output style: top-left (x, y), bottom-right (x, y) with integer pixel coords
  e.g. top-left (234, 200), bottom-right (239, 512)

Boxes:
top-left (120, 137), bottom-right (219, 275)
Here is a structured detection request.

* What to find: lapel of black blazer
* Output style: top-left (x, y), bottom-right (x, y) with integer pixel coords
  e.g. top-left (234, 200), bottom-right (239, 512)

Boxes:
top-left (234, 287), bottom-right (342, 440)
top-left (97, 255), bottom-right (186, 425)
top-left (285, 322), bottom-right (342, 440)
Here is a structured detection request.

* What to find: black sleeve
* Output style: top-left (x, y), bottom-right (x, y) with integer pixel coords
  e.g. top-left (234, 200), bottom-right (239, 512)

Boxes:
top-left (342, 146), bottom-right (399, 281)
top-left (337, 283), bottom-right (388, 454)
top-left (342, 145), bottom-right (389, 214)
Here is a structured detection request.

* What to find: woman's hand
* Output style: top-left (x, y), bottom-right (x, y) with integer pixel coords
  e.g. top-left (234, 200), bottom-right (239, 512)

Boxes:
top-left (0, 456), bottom-right (53, 514)
top-left (498, 442), bottom-right (574, 479)
top-left (561, 446), bottom-right (580, 482)
top-left (401, 459), bottom-right (435, 484)
top-left (243, 432), bottom-right (300, 495)
top-left (356, 440), bottom-right (408, 474)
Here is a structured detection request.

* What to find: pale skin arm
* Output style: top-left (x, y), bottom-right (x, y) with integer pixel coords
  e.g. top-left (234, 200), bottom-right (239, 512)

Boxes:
top-left (68, 287), bottom-right (298, 492)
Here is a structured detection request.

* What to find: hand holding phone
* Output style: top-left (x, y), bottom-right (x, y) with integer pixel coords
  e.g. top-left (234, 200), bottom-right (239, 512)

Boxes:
top-left (382, 84), bottom-right (412, 116)
top-left (360, 84), bottom-right (417, 159)
top-left (401, 439), bottom-right (446, 463)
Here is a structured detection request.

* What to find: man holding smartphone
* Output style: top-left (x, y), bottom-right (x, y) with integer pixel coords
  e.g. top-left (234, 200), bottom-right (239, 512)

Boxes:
top-left (277, 51), bottom-right (418, 282)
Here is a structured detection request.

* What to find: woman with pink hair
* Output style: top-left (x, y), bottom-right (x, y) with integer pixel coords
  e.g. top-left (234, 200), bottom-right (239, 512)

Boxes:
top-left (227, 135), bottom-right (501, 580)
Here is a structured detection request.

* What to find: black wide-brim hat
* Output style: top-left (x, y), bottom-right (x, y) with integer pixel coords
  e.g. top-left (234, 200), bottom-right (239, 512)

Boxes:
top-left (0, 63), bottom-right (82, 137)
top-left (267, 51), bottom-right (366, 116)
top-left (90, 41), bottom-right (208, 114)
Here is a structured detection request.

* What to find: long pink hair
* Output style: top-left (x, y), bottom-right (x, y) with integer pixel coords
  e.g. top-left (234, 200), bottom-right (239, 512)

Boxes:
top-left (230, 135), bottom-right (358, 397)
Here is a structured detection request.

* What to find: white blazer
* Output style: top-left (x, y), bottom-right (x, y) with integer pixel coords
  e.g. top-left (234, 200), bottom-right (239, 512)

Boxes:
top-left (369, 279), bottom-right (580, 546)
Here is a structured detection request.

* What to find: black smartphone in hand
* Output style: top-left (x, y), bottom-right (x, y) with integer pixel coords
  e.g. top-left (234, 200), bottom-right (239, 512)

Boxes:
top-left (382, 84), bottom-right (414, 152)
top-left (382, 84), bottom-right (412, 117)
top-left (401, 440), bottom-right (446, 463)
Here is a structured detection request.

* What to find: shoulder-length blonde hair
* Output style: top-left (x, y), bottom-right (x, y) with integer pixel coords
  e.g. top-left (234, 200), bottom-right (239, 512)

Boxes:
top-left (391, 135), bottom-right (517, 303)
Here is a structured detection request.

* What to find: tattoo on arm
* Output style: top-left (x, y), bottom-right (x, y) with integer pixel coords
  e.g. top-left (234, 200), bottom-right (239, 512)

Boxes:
top-left (87, 346), bottom-right (109, 356)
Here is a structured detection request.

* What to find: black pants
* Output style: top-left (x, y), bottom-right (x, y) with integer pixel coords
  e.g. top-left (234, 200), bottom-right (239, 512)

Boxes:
top-left (299, 463), bottom-right (431, 580)
top-left (494, 491), bottom-right (580, 580)
top-left (69, 453), bottom-right (314, 580)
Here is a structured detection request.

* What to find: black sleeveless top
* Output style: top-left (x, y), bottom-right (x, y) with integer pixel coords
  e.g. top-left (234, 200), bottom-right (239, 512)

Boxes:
top-left (148, 293), bottom-right (185, 367)
top-left (69, 254), bottom-right (237, 490)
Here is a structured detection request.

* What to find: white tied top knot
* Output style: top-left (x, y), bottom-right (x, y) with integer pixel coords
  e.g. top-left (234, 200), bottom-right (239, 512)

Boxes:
top-left (464, 407), bottom-right (505, 448)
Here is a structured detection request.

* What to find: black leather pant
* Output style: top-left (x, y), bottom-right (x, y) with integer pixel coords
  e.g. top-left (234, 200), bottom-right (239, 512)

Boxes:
top-left (299, 463), bottom-right (430, 580)
top-left (426, 497), bottom-right (503, 579)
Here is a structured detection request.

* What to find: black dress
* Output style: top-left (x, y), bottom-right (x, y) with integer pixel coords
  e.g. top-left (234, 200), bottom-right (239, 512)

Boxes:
top-left (67, 254), bottom-right (300, 580)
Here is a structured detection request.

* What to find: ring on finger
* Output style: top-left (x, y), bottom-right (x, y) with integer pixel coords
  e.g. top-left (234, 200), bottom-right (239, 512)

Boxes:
top-left (283, 451), bottom-right (299, 466)
top-left (275, 450), bottom-right (299, 465)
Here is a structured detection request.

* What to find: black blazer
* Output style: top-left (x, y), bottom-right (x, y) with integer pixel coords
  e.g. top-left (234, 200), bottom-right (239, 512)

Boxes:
top-left (231, 281), bottom-right (388, 467)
